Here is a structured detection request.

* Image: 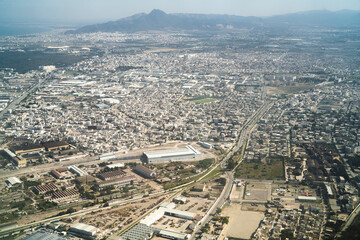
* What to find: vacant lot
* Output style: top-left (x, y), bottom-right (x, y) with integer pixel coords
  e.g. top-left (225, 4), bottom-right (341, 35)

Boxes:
top-left (221, 203), bottom-right (264, 239)
top-left (235, 158), bottom-right (284, 180)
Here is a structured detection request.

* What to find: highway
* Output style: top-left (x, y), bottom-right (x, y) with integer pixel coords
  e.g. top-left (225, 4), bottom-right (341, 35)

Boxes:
top-left (341, 202), bottom-right (360, 233)
top-left (192, 101), bottom-right (273, 239)
top-left (0, 79), bottom-right (44, 120)
top-left (0, 94), bottom-right (273, 239)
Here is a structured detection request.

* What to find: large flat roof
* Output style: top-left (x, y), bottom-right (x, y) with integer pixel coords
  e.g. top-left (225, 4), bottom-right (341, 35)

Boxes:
top-left (144, 145), bottom-right (200, 159)
top-left (70, 223), bottom-right (97, 234)
top-left (159, 229), bottom-right (189, 239)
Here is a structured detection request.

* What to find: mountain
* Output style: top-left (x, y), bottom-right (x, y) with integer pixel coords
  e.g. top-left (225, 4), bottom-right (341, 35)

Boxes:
top-left (67, 9), bottom-right (360, 34)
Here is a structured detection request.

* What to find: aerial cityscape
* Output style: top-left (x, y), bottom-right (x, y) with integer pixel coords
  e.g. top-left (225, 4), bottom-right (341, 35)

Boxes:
top-left (0, 1), bottom-right (360, 240)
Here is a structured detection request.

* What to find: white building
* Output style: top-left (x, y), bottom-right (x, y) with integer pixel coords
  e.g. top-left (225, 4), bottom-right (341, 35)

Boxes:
top-left (6, 177), bottom-right (22, 187)
top-left (69, 223), bottom-right (98, 237)
top-left (142, 145), bottom-right (201, 163)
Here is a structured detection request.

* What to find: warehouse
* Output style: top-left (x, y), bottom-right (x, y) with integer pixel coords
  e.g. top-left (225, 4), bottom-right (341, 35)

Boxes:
top-left (162, 207), bottom-right (197, 220)
top-left (68, 165), bottom-right (87, 176)
top-left (98, 169), bottom-right (126, 180)
top-left (10, 143), bottom-right (45, 154)
top-left (142, 145), bottom-right (201, 163)
top-left (69, 223), bottom-right (98, 237)
top-left (96, 175), bottom-right (137, 190)
top-left (33, 183), bottom-right (58, 194)
top-left (42, 141), bottom-right (69, 151)
top-left (296, 196), bottom-right (317, 202)
top-left (157, 229), bottom-right (190, 240)
top-left (6, 177), bottom-right (22, 187)
top-left (48, 189), bottom-right (80, 203)
top-left (120, 223), bottom-right (155, 240)
top-left (134, 165), bottom-right (157, 178)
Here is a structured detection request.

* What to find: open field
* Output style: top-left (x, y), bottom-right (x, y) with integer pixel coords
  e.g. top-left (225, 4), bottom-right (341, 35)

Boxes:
top-left (244, 182), bottom-right (271, 202)
top-left (221, 203), bottom-right (264, 240)
top-left (234, 158), bottom-right (284, 180)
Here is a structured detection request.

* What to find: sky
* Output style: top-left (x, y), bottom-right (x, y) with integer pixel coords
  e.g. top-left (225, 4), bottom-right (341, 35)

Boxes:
top-left (0, 0), bottom-right (359, 25)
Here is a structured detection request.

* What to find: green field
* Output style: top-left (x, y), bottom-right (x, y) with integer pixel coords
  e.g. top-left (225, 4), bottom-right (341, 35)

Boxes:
top-left (234, 158), bottom-right (284, 180)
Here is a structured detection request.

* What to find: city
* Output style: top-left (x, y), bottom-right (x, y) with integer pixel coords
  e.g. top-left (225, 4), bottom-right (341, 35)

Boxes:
top-left (0, 4), bottom-right (360, 240)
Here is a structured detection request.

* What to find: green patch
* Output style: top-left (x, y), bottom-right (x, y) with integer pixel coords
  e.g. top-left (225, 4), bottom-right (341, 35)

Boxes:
top-left (235, 158), bottom-right (284, 180)
top-left (196, 158), bottom-right (213, 169)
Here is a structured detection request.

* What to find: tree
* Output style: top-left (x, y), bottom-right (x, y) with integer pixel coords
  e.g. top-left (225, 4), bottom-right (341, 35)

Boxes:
top-left (215, 177), bottom-right (226, 186)
top-left (221, 217), bottom-right (229, 225)
top-left (227, 159), bottom-right (236, 170)
top-left (216, 208), bottom-right (222, 215)
top-left (280, 229), bottom-right (294, 240)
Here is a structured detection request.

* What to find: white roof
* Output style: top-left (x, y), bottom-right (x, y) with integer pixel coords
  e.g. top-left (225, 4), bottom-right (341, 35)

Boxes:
top-left (161, 207), bottom-right (196, 219)
top-left (297, 196), bottom-right (317, 201)
top-left (144, 145), bottom-right (200, 159)
top-left (159, 229), bottom-right (189, 239)
top-left (107, 163), bottom-right (125, 168)
top-left (160, 202), bottom-right (176, 209)
top-left (70, 223), bottom-right (97, 234)
top-left (140, 208), bottom-right (165, 226)
top-left (7, 177), bottom-right (22, 186)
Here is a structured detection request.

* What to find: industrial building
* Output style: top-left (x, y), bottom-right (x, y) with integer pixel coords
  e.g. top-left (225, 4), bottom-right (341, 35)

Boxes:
top-left (42, 141), bottom-right (69, 151)
top-left (98, 169), bottom-right (126, 180)
top-left (10, 143), bottom-right (45, 154)
top-left (69, 223), bottom-right (98, 238)
top-left (296, 196), bottom-right (317, 202)
top-left (99, 153), bottom-right (115, 161)
top-left (120, 223), bottom-right (155, 240)
top-left (157, 229), bottom-right (190, 240)
top-left (141, 145), bottom-right (201, 163)
top-left (50, 169), bottom-right (64, 179)
top-left (162, 207), bottom-right (197, 220)
top-left (33, 183), bottom-right (58, 195)
top-left (68, 165), bottom-right (88, 176)
top-left (22, 230), bottom-right (65, 240)
top-left (134, 165), bottom-right (157, 178)
top-left (198, 141), bottom-right (213, 149)
top-left (6, 177), bottom-right (22, 187)
top-left (96, 175), bottom-right (137, 190)
top-left (4, 148), bottom-right (27, 167)
top-left (47, 189), bottom-right (80, 203)
top-left (106, 162), bottom-right (125, 169)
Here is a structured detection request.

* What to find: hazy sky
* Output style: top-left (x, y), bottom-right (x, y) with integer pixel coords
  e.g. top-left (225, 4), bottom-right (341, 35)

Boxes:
top-left (0, 0), bottom-right (359, 24)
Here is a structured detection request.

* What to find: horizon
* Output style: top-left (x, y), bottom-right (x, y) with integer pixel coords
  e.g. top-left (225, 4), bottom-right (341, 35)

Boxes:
top-left (0, 0), bottom-right (359, 25)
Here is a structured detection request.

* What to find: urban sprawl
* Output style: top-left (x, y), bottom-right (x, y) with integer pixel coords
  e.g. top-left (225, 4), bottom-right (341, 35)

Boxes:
top-left (0, 28), bottom-right (359, 240)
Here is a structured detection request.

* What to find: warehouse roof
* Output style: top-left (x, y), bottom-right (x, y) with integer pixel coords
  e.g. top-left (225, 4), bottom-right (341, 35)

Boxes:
top-left (6, 177), bottom-right (22, 186)
top-left (69, 223), bottom-right (97, 235)
top-left (159, 229), bottom-right (189, 240)
top-left (42, 141), bottom-right (69, 149)
top-left (144, 145), bottom-right (200, 159)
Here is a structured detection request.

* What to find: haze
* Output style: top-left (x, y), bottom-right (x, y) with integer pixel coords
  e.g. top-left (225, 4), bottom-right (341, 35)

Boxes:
top-left (0, 0), bottom-right (360, 25)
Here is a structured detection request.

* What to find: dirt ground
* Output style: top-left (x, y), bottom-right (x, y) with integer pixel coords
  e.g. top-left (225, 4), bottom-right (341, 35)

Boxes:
top-left (220, 203), bottom-right (264, 240)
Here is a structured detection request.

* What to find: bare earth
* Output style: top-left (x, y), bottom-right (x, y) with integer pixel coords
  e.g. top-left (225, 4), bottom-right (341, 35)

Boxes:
top-left (220, 203), bottom-right (264, 240)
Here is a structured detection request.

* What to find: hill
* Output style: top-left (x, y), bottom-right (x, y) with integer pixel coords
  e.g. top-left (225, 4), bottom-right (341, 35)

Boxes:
top-left (67, 9), bottom-right (360, 34)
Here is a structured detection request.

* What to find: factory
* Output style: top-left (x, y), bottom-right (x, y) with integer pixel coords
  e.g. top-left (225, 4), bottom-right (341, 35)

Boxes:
top-left (141, 145), bottom-right (201, 163)
top-left (95, 175), bottom-right (137, 190)
top-left (134, 165), bottom-right (157, 178)
top-left (68, 165), bottom-right (88, 176)
top-left (69, 223), bottom-right (98, 238)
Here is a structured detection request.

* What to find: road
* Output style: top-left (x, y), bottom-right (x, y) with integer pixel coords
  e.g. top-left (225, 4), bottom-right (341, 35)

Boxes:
top-left (0, 79), bottom-right (44, 120)
top-left (0, 94), bottom-right (273, 238)
top-left (341, 202), bottom-right (360, 232)
top-left (192, 101), bottom-right (273, 239)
